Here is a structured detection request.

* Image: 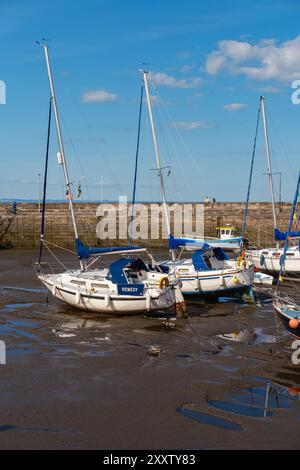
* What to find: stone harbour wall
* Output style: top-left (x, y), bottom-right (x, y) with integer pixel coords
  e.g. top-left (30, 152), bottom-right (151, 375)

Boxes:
top-left (0, 202), bottom-right (292, 249)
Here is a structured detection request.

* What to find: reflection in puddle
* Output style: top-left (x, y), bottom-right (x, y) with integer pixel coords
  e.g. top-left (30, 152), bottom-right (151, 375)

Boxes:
top-left (218, 327), bottom-right (277, 345)
top-left (177, 406), bottom-right (243, 431)
top-left (207, 379), bottom-right (299, 419)
top-left (207, 398), bottom-right (273, 418)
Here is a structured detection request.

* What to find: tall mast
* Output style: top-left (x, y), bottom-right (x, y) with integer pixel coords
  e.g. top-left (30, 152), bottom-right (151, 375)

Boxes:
top-left (43, 45), bottom-right (84, 270)
top-left (142, 70), bottom-right (171, 237)
top-left (260, 96), bottom-right (278, 243)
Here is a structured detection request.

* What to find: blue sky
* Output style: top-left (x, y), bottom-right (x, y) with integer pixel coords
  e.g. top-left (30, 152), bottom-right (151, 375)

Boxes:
top-left (1, 0), bottom-right (300, 202)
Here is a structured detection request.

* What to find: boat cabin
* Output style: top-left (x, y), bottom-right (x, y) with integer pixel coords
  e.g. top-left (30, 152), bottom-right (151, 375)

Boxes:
top-left (216, 225), bottom-right (237, 240)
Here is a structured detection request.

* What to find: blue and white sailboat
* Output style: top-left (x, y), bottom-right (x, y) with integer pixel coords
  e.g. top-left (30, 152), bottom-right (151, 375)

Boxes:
top-left (246, 96), bottom-right (300, 274)
top-left (139, 69), bottom-right (254, 299)
top-left (36, 45), bottom-right (182, 314)
top-left (273, 168), bottom-right (300, 339)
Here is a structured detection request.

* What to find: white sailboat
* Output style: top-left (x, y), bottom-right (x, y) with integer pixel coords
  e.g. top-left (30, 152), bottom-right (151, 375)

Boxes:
top-left (245, 96), bottom-right (300, 274)
top-left (141, 69), bottom-right (254, 299)
top-left (272, 169), bottom-right (300, 339)
top-left (36, 44), bottom-right (184, 315)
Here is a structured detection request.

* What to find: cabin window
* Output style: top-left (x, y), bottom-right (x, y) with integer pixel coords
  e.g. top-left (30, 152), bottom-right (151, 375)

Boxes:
top-left (286, 252), bottom-right (295, 256)
top-left (71, 280), bottom-right (86, 286)
top-left (262, 251), bottom-right (268, 255)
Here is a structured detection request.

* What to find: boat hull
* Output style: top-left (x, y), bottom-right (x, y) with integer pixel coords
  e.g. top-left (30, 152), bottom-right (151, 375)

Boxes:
top-left (164, 262), bottom-right (254, 298)
top-left (273, 302), bottom-right (300, 339)
top-left (39, 277), bottom-right (177, 315)
top-left (246, 248), bottom-right (300, 274)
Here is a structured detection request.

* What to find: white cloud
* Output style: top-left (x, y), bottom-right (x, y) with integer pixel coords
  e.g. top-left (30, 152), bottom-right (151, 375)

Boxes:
top-left (150, 72), bottom-right (202, 89)
top-left (260, 86), bottom-right (280, 93)
top-left (82, 90), bottom-right (118, 103)
top-left (180, 64), bottom-right (196, 74)
top-left (173, 121), bottom-right (214, 130)
top-left (205, 36), bottom-right (300, 82)
top-left (224, 103), bottom-right (248, 111)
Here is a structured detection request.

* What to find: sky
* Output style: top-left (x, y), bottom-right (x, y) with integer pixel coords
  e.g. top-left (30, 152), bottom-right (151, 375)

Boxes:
top-left (1, 0), bottom-right (300, 202)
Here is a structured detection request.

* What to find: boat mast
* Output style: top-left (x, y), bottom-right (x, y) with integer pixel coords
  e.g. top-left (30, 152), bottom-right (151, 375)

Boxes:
top-left (43, 44), bottom-right (84, 270)
top-left (260, 96), bottom-right (278, 246)
top-left (142, 70), bottom-right (171, 238)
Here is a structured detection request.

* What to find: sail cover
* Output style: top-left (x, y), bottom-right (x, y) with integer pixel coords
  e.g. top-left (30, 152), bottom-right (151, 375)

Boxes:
top-left (169, 234), bottom-right (210, 251)
top-left (76, 239), bottom-right (146, 260)
top-left (274, 228), bottom-right (300, 241)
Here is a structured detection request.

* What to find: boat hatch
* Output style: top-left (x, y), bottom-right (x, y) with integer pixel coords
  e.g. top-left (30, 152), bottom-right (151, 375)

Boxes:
top-left (70, 280), bottom-right (86, 286)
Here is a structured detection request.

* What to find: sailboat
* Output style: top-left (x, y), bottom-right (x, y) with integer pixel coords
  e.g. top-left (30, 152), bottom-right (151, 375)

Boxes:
top-left (36, 44), bottom-right (184, 315)
top-left (138, 69), bottom-right (254, 299)
top-left (273, 168), bottom-right (300, 339)
top-left (245, 96), bottom-right (300, 274)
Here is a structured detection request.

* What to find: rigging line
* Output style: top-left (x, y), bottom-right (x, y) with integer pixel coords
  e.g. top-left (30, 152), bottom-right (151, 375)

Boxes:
top-left (150, 80), bottom-right (202, 173)
top-left (43, 242), bottom-right (68, 270)
top-left (268, 108), bottom-right (295, 177)
top-left (38, 97), bottom-right (52, 266)
top-left (242, 103), bottom-right (261, 239)
top-left (152, 96), bottom-right (182, 203)
top-left (129, 82), bottom-right (144, 243)
top-left (42, 239), bottom-right (76, 254)
top-left (152, 87), bottom-right (195, 203)
top-left (57, 106), bottom-right (91, 202)
top-left (144, 104), bottom-right (156, 202)
top-left (76, 104), bottom-right (123, 196)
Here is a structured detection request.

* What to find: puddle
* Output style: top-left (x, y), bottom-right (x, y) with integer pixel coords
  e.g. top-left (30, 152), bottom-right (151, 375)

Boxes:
top-left (4, 303), bottom-right (37, 310)
top-left (0, 324), bottom-right (36, 340)
top-left (177, 406), bottom-right (243, 431)
top-left (1, 286), bottom-right (45, 294)
top-left (0, 424), bottom-right (76, 433)
top-left (207, 398), bottom-right (273, 418)
top-left (217, 328), bottom-right (278, 345)
top-left (207, 379), bottom-right (299, 419)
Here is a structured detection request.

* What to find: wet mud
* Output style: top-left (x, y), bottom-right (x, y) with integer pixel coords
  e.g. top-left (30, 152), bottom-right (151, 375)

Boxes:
top-left (0, 249), bottom-right (300, 449)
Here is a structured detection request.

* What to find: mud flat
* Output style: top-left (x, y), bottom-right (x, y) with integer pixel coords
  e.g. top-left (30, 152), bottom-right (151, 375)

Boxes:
top-left (0, 249), bottom-right (300, 449)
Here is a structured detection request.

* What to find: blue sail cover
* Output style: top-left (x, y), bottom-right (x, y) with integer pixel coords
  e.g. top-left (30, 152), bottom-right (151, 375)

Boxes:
top-left (274, 228), bottom-right (300, 241)
top-left (169, 234), bottom-right (210, 251)
top-left (76, 239), bottom-right (144, 260)
top-left (192, 250), bottom-right (208, 271)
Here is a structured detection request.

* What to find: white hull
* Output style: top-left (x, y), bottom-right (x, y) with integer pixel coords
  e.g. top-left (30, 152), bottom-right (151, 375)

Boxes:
top-left (39, 269), bottom-right (179, 315)
top-left (162, 260), bottom-right (254, 296)
top-left (253, 272), bottom-right (274, 286)
top-left (192, 237), bottom-right (242, 252)
top-left (246, 246), bottom-right (300, 274)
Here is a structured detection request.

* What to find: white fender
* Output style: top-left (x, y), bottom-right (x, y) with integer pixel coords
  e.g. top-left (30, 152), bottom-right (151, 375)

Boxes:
top-left (146, 291), bottom-right (151, 311)
top-left (75, 289), bottom-right (81, 305)
top-left (104, 293), bottom-right (110, 308)
top-left (51, 284), bottom-right (56, 297)
top-left (174, 285), bottom-right (184, 304)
